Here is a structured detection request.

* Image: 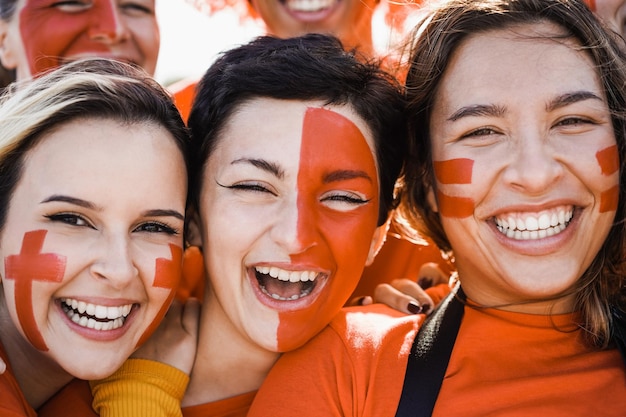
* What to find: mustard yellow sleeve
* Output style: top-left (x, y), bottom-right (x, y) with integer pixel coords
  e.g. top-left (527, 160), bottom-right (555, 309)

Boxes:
top-left (89, 359), bottom-right (188, 417)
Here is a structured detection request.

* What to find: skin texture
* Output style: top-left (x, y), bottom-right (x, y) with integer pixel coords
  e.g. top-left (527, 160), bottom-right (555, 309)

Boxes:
top-left (428, 22), bottom-right (618, 314)
top-left (184, 97), bottom-right (384, 404)
top-left (0, 117), bottom-right (186, 406)
top-left (0, 0), bottom-right (159, 81)
top-left (249, 0), bottom-right (378, 55)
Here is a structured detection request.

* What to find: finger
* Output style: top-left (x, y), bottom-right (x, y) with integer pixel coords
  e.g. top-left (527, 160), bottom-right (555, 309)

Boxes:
top-left (347, 295), bottom-right (373, 307)
top-left (374, 281), bottom-right (432, 315)
top-left (417, 262), bottom-right (449, 288)
top-left (359, 296), bottom-right (373, 306)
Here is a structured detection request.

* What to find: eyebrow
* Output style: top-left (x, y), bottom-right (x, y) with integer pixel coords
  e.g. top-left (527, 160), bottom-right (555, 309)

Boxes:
top-left (447, 91), bottom-right (603, 123)
top-left (232, 158), bottom-right (284, 179)
top-left (545, 91), bottom-right (603, 112)
top-left (324, 170), bottom-right (373, 184)
top-left (41, 195), bottom-right (184, 221)
top-left (41, 195), bottom-right (99, 210)
top-left (448, 104), bottom-right (506, 122)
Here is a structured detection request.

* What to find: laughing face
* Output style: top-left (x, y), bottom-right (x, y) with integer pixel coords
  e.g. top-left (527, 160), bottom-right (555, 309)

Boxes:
top-left (0, 118), bottom-right (186, 379)
top-left (428, 22), bottom-right (619, 313)
top-left (0, 0), bottom-right (159, 81)
top-left (249, 0), bottom-right (377, 51)
top-left (192, 98), bottom-right (382, 352)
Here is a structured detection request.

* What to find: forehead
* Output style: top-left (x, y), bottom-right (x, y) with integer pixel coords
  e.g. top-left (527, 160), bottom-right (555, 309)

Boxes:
top-left (214, 97), bottom-right (376, 162)
top-left (23, 118), bottom-right (185, 187)
top-left (437, 22), bottom-right (601, 107)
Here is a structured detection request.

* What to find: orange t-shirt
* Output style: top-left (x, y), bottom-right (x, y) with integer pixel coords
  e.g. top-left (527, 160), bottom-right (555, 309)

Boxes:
top-left (248, 304), bottom-right (626, 416)
top-left (182, 391), bottom-right (256, 417)
top-left (0, 341), bottom-right (37, 417)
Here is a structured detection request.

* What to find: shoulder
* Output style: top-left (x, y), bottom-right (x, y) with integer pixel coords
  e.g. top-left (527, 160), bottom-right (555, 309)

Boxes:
top-left (328, 304), bottom-right (422, 350)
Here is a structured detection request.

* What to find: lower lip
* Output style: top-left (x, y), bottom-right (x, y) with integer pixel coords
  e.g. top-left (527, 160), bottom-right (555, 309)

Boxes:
top-left (248, 269), bottom-right (330, 312)
top-left (56, 301), bottom-right (136, 342)
top-left (490, 211), bottom-right (579, 256)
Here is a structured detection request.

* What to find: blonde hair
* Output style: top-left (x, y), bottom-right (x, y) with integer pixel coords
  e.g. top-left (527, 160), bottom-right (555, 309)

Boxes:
top-left (0, 58), bottom-right (190, 231)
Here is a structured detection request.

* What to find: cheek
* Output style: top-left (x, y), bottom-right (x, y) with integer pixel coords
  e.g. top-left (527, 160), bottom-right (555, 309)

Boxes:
top-left (135, 244), bottom-right (182, 347)
top-left (4, 230), bottom-right (66, 351)
top-left (434, 158), bottom-right (476, 218)
top-left (596, 144), bottom-right (620, 213)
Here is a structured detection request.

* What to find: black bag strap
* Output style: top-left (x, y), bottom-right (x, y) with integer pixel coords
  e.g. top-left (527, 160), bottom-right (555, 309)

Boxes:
top-left (395, 282), bottom-right (466, 417)
top-left (610, 304), bottom-right (626, 365)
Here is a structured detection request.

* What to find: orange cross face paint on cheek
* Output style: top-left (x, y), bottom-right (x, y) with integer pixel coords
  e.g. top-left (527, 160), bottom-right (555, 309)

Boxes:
top-left (434, 159), bottom-right (475, 218)
top-left (276, 107), bottom-right (379, 351)
top-left (4, 230), bottom-right (66, 351)
top-left (136, 244), bottom-right (182, 347)
top-left (596, 145), bottom-right (620, 213)
top-left (19, 0), bottom-right (118, 76)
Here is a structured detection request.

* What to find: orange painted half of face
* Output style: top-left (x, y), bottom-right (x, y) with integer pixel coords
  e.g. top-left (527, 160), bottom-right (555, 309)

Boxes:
top-left (276, 107), bottom-right (379, 351)
top-left (4, 230), bottom-right (66, 351)
top-left (136, 243), bottom-right (182, 347)
top-left (20, 0), bottom-right (120, 75)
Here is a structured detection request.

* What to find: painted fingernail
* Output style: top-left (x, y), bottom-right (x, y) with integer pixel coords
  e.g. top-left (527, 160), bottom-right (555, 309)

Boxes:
top-left (407, 301), bottom-right (423, 314)
top-left (422, 304), bottom-right (431, 313)
top-left (418, 277), bottom-right (433, 289)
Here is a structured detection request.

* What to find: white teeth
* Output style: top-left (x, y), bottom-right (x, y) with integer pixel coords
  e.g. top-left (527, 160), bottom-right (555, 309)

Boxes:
top-left (495, 207), bottom-right (573, 240)
top-left (286, 0), bottom-right (334, 13)
top-left (61, 298), bottom-right (132, 331)
top-left (255, 266), bottom-right (319, 283)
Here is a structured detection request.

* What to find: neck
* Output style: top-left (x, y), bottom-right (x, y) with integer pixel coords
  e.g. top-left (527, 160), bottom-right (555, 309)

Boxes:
top-left (0, 294), bottom-right (73, 409)
top-left (183, 292), bottom-right (280, 407)
top-left (460, 279), bottom-right (577, 315)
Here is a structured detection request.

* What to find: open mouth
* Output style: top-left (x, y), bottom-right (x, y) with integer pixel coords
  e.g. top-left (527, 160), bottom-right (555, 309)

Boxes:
top-left (60, 298), bottom-right (134, 331)
top-left (254, 266), bottom-right (327, 301)
top-left (283, 0), bottom-right (336, 13)
top-left (494, 206), bottom-right (574, 240)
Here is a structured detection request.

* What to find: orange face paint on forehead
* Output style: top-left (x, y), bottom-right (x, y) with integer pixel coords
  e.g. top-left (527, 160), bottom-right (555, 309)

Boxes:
top-left (4, 230), bottom-right (66, 351)
top-left (276, 107), bottom-right (379, 351)
top-left (136, 243), bottom-right (182, 347)
top-left (19, 0), bottom-right (119, 76)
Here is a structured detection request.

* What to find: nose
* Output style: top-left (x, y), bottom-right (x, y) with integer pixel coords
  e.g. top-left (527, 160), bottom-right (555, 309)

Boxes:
top-left (270, 194), bottom-right (319, 254)
top-left (87, 1), bottom-right (129, 43)
top-left (90, 234), bottom-right (138, 289)
top-left (502, 128), bottom-right (564, 194)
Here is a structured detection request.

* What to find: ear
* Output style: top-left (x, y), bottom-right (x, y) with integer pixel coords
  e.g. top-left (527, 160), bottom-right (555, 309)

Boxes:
top-left (427, 184), bottom-right (439, 213)
top-left (185, 209), bottom-right (203, 247)
top-left (0, 20), bottom-right (17, 70)
top-left (365, 219), bottom-right (390, 266)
